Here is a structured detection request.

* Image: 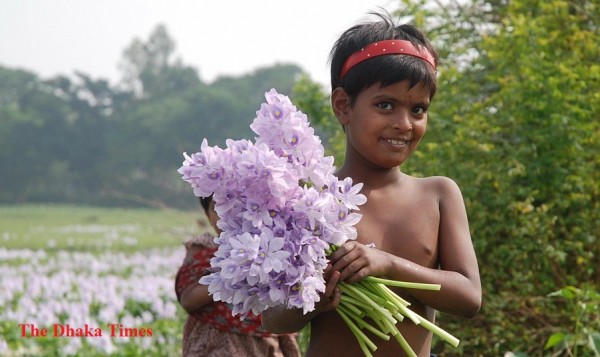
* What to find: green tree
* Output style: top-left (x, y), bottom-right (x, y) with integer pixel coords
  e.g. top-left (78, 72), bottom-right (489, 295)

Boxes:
top-left (0, 68), bottom-right (76, 202)
top-left (396, 0), bottom-right (599, 355)
top-left (212, 63), bottom-right (304, 116)
top-left (0, 66), bottom-right (134, 204)
top-left (291, 75), bottom-right (345, 166)
top-left (294, 1), bottom-right (599, 354)
top-left (119, 24), bottom-right (200, 98)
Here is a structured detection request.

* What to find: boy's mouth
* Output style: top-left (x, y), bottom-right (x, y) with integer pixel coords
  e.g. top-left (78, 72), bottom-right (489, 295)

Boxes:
top-left (384, 138), bottom-right (410, 146)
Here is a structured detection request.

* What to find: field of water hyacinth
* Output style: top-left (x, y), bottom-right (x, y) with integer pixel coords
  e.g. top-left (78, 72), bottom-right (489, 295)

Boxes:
top-left (0, 205), bottom-right (199, 356)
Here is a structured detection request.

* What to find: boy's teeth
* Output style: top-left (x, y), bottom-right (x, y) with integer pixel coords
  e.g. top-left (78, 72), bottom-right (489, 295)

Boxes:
top-left (387, 139), bottom-right (404, 145)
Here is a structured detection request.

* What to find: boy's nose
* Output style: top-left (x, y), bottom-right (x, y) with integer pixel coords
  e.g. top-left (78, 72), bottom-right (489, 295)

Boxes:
top-left (392, 111), bottom-right (413, 131)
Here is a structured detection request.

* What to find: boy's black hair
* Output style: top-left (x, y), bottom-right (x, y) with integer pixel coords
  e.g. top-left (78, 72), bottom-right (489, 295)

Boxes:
top-left (329, 11), bottom-right (438, 105)
top-left (199, 195), bottom-right (212, 215)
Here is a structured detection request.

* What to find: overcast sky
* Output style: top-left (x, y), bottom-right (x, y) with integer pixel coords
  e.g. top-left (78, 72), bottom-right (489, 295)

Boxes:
top-left (0, 0), bottom-right (395, 87)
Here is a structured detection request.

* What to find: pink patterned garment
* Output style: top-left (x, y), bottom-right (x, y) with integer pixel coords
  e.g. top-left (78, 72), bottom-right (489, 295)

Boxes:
top-left (175, 233), bottom-right (301, 356)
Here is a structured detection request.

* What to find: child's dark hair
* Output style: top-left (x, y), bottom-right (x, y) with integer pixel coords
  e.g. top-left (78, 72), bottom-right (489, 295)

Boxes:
top-left (329, 11), bottom-right (438, 105)
top-left (199, 195), bottom-right (212, 215)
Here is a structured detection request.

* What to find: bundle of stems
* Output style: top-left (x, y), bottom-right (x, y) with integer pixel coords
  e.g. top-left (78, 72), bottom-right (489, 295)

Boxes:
top-left (327, 249), bottom-right (460, 356)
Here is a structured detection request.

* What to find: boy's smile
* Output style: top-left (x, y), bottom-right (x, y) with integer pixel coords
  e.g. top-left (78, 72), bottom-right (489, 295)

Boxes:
top-left (382, 136), bottom-right (412, 150)
top-left (334, 79), bottom-right (430, 170)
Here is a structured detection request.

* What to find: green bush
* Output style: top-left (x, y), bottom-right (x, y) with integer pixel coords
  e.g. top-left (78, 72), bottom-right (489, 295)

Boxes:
top-left (293, 0), bottom-right (599, 355)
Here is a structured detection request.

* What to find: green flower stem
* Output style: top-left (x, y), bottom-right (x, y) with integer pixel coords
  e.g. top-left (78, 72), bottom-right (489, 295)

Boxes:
top-left (340, 282), bottom-right (402, 338)
top-left (393, 330), bottom-right (418, 357)
top-left (341, 294), bottom-right (372, 311)
top-left (325, 246), bottom-right (338, 254)
top-left (414, 315), bottom-right (460, 348)
top-left (395, 303), bottom-right (421, 325)
top-left (337, 307), bottom-right (377, 353)
top-left (326, 245), bottom-right (459, 356)
top-left (383, 299), bottom-right (401, 313)
top-left (365, 276), bottom-right (441, 291)
top-left (337, 302), bottom-right (361, 321)
top-left (338, 304), bottom-right (390, 341)
top-left (368, 308), bottom-right (394, 334)
top-left (356, 334), bottom-right (374, 357)
top-left (370, 282), bottom-right (410, 307)
top-left (340, 284), bottom-right (397, 325)
top-left (373, 280), bottom-right (458, 344)
top-left (379, 312), bottom-right (400, 337)
top-left (361, 283), bottom-right (402, 314)
top-left (392, 311), bottom-right (406, 323)
top-left (355, 282), bottom-right (391, 307)
top-left (366, 281), bottom-right (420, 324)
top-left (339, 296), bottom-right (365, 317)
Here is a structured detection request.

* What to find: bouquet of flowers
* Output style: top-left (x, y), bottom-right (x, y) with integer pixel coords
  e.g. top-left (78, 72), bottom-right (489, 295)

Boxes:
top-left (178, 89), bottom-right (458, 357)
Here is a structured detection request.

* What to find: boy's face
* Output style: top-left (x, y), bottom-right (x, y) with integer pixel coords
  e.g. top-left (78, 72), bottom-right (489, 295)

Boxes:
top-left (333, 80), bottom-right (430, 169)
top-left (207, 200), bottom-right (222, 235)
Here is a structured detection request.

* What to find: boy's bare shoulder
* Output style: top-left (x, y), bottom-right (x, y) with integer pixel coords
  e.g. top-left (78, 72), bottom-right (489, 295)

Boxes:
top-left (411, 175), bottom-right (461, 195)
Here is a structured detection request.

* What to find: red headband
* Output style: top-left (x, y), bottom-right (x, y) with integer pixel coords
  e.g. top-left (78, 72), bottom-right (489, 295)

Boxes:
top-left (339, 39), bottom-right (436, 79)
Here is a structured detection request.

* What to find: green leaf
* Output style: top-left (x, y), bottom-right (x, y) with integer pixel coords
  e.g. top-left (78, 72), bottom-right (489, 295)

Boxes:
top-left (548, 286), bottom-right (579, 299)
top-left (545, 332), bottom-right (566, 349)
top-left (589, 333), bottom-right (600, 357)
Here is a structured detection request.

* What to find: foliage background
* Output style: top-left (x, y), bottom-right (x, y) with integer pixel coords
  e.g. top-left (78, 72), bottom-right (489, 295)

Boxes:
top-left (399, 1), bottom-right (599, 355)
top-left (295, 0), bottom-right (599, 355)
top-left (0, 24), bottom-right (303, 209)
top-left (1, 0), bottom-right (598, 356)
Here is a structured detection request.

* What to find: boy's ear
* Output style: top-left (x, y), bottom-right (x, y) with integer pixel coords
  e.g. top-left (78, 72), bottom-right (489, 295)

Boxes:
top-left (331, 87), bottom-right (350, 125)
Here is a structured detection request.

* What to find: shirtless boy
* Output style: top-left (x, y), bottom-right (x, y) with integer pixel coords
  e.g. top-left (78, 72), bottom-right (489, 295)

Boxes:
top-left (262, 12), bottom-right (482, 357)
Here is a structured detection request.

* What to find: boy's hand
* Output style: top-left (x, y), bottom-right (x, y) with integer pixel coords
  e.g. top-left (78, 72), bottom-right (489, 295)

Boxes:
top-left (314, 264), bottom-right (341, 312)
top-left (329, 241), bottom-right (392, 284)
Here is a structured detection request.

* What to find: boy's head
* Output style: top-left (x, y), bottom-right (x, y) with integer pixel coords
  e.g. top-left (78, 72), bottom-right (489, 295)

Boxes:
top-left (199, 196), bottom-right (212, 215)
top-left (199, 195), bottom-right (221, 235)
top-left (329, 11), bottom-right (438, 105)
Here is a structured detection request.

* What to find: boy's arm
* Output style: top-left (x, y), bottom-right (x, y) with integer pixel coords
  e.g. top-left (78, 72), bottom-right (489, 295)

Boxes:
top-left (262, 269), bottom-right (341, 333)
top-left (330, 177), bottom-right (481, 318)
top-left (430, 177), bottom-right (481, 316)
top-left (176, 244), bottom-right (215, 313)
top-left (179, 283), bottom-right (212, 313)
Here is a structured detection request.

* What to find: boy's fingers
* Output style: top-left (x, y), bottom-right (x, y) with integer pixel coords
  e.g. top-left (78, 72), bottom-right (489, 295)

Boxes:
top-left (331, 245), bottom-right (363, 273)
top-left (329, 287), bottom-right (341, 308)
top-left (323, 264), bottom-right (332, 279)
top-left (324, 271), bottom-right (340, 297)
top-left (339, 259), bottom-right (367, 282)
top-left (330, 241), bottom-right (356, 261)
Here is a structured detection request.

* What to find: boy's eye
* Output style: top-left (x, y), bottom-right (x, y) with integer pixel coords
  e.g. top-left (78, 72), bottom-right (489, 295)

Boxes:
top-left (412, 106), bottom-right (428, 115)
top-left (376, 102), bottom-right (393, 111)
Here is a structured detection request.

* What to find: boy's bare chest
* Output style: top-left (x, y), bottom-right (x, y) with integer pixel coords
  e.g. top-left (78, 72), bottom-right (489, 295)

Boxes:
top-left (355, 190), bottom-right (440, 268)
